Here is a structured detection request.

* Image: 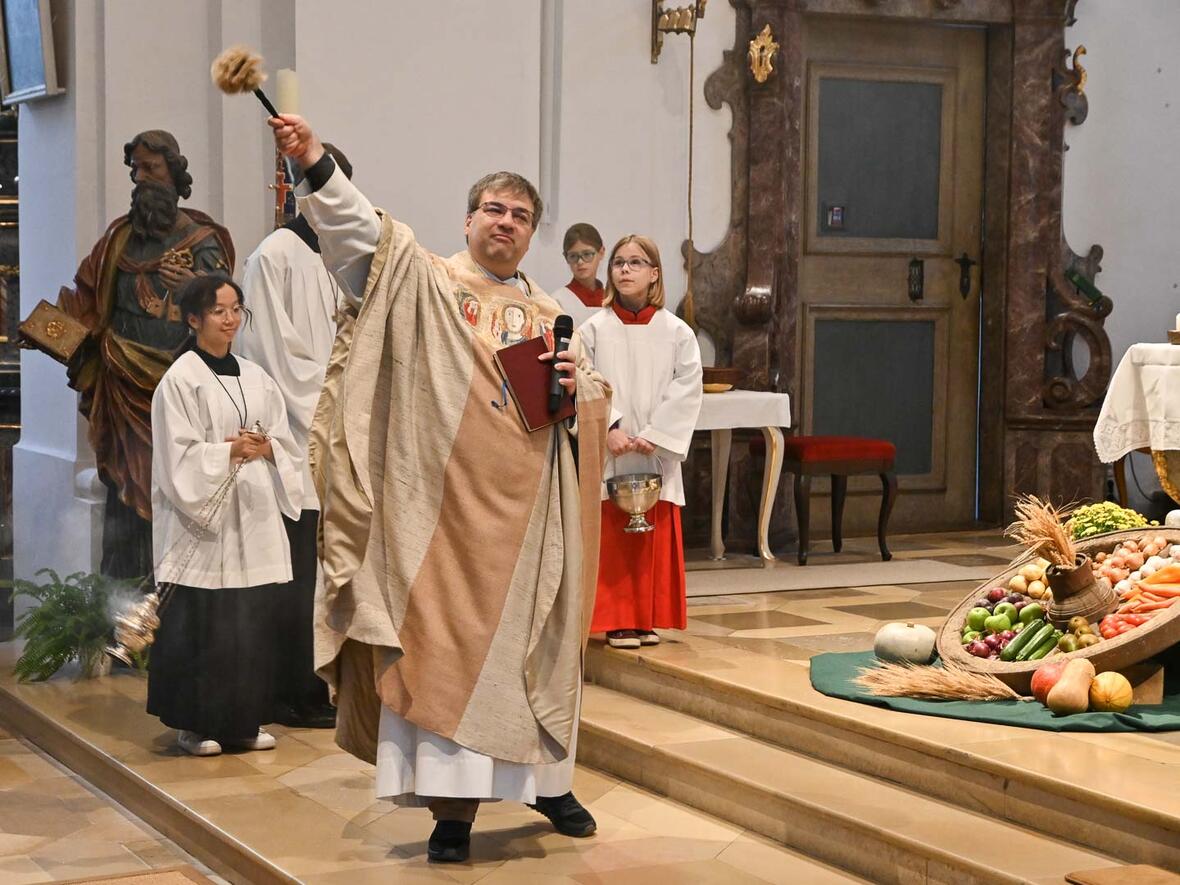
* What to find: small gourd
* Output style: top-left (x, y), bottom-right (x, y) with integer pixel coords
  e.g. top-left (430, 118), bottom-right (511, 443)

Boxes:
top-left (1089, 671), bottom-right (1134, 712)
top-left (1045, 658), bottom-right (1096, 715)
top-left (873, 622), bottom-right (936, 664)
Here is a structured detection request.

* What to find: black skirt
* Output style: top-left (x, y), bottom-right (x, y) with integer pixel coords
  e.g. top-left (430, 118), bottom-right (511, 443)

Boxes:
top-left (146, 583), bottom-right (279, 741)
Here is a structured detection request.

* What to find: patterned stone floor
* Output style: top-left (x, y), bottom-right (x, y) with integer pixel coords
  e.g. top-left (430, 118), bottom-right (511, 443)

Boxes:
top-left (0, 723), bottom-right (227, 884)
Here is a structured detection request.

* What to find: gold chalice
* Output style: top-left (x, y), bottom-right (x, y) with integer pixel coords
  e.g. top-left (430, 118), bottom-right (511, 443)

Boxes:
top-left (607, 473), bottom-right (662, 533)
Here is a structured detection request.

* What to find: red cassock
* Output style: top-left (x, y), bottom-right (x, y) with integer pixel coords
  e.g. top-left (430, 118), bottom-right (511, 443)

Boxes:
top-left (591, 499), bottom-right (687, 633)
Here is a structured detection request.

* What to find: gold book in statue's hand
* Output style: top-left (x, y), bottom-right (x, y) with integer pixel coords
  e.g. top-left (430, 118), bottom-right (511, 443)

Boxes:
top-left (18, 297), bottom-right (90, 365)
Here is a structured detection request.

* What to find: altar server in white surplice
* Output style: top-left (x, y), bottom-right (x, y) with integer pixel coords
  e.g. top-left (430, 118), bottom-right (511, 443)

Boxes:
top-left (235, 144), bottom-right (354, 730)
top-left (147, 275), bottom-right (302, 758)
top-left (576, 235), bottom-right (702, 651)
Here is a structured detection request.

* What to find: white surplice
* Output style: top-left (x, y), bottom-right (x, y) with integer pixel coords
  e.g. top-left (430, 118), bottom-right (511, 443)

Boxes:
top-left (236, 226), bottom-right (345, 509)
top-left (150, 351), bottom-right (303, 589)
top-left (296, 164), bottom-right (578, 805)
top-left (552, 285), bottom-right (603, 329)
top-left (576, 307), bottom-right (703, 504)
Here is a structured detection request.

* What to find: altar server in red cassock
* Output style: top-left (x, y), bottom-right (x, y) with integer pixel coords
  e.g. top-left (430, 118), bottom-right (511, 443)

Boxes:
top-left (577, 235), bottom-right (702, 649)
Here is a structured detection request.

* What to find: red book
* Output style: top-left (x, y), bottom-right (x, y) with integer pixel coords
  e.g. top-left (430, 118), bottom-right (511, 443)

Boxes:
top-left (493, 335), bottom-right (576, 432)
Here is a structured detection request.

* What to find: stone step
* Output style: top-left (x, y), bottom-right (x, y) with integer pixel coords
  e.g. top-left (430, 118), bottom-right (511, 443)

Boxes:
top-left (579, 683), bottom-right (1121, 885)
top-left (585, 640), bottom-right (1180, 869)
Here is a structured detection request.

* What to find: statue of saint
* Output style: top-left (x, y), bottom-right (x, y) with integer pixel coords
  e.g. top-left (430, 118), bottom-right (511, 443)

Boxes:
top-left (55, 130), bottom-right (234, 579)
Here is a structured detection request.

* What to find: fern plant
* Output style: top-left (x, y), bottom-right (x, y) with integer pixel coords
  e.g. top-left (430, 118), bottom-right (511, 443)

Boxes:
top-left (12, 569), bottom-right (135, 682)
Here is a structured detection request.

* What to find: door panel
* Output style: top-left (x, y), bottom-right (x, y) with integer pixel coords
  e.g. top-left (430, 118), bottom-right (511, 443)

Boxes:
top-left (799, 18), bottom-right (985, 533)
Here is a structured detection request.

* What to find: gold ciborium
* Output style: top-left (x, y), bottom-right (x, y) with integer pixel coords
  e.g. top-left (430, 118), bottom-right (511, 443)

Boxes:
top-left (106, 589), bottom-right (166, 666)
top-left (607, 472), bottom-right (662, 533)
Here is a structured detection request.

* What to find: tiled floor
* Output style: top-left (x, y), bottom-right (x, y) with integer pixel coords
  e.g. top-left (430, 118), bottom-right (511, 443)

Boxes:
top-left (0, 646), bottom-right (866, 883)
top-left (0, 722), bottom-right (227, 884)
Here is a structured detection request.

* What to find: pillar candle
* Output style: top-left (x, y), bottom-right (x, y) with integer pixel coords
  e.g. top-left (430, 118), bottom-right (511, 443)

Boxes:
top-left (276, 69), bottom-right (299, 115)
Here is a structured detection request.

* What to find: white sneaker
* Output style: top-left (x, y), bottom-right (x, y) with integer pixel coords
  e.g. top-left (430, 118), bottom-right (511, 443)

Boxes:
top-left (638, 631), bottom-right (661, 646)
top-left (177, 731), bottom-right (221, 756)
top-left (224, 729), bottom-right (276, 751)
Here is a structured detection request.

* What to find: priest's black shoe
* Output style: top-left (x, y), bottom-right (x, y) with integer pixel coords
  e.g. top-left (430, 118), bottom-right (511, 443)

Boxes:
top-left (427, 820), bottom-right (471, 863)
top-left (528, 791), bottom-right (597, 837)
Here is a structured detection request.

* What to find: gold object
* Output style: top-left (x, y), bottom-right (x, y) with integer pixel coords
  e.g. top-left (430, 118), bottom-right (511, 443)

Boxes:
top-left (18, 297), bottom-right (89, 364)
top-left (748, 24), bottom-right (780, 84)
top-left (1072, 45), bottom-right (1087, 95)
top-left (607, 472), bottom-right (662, 533)
top-left (651, 0), bottom-right (706, 63)
top-left (702, 383), bottom-right (733, 394)
top-left (160, 247), bottom-right (194, 269)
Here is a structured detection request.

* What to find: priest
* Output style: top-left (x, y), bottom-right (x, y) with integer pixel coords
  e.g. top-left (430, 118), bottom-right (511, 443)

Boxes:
top-left (235, 143), bottom-right (355, 730)
top-left (270, 113), bottom-right (611, 865)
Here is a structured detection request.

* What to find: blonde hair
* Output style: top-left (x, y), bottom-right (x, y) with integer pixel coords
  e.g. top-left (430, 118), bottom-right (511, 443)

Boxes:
top-left (603, 234), bottom-right (665, 309)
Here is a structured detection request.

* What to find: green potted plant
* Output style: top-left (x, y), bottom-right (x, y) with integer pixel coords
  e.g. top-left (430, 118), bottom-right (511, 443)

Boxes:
top-left (12, 569), bottom-right (138, 681)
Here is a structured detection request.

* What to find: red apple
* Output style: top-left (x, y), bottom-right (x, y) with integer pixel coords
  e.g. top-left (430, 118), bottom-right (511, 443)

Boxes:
top-left (987, 587), bottom-right (1007, 604)
top-left (1031, 660), bottom-right (1069, 706)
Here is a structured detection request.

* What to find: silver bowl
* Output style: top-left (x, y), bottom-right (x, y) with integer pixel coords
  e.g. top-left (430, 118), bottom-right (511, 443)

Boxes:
top-left (606, 472), bottom-right (661, 533)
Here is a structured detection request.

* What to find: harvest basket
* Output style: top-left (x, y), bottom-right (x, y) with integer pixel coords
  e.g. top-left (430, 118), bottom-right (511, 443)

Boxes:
top-left (936, 528), bottom-right (1180, 693)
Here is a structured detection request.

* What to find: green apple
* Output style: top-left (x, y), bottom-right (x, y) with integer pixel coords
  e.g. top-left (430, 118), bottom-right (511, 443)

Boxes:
top-left (966, 607), bottom-right (990, 632)
top-left (1019, 603), bottom-right (1044, 625)
top-left (983, 613), bottom-right (1012, 634)
top-left (993, 602), bottom-right (1018, 623)
top-left (960, 630), bottom-right (982, 645)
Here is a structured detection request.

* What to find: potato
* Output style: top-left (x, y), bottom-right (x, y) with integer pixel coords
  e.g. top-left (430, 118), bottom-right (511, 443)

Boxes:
top-left (1027, 579), bottom-right (1047, 599)
top-left (1019, 563), bottom-right (1043, 583)
top-left (1008, 574), bottom-right (1029, 593)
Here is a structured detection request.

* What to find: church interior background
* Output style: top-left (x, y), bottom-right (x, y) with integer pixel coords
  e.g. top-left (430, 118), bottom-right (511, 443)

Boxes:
top-left (1, 1), bottom-right (1180, 883)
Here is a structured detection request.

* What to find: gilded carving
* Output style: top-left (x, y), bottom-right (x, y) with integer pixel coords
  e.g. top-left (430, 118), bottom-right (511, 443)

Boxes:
top-left (748, 25), bottom-right (779, 85)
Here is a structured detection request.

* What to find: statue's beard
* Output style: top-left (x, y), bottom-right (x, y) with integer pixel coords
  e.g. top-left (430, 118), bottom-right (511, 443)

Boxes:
top-left (129, 180), bottom-right (179, 241)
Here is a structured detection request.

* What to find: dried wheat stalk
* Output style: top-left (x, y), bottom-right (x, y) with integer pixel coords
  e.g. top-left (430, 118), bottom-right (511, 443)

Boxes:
top-left (854, 658), bottom-right (1028, 702)
top-left (1005, 494), bottom-right (1078, 568)
top-left (211, 46), bottom-right (266, 94)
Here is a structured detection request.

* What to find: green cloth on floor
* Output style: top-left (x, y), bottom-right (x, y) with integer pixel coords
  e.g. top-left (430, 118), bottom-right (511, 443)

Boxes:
top-left (809, 650), bottom-right (1180, 732)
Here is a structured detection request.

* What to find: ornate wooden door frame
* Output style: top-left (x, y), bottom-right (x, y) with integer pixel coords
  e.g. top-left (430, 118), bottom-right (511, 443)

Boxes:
top-left (690, 0), bottom-right (1109, 530)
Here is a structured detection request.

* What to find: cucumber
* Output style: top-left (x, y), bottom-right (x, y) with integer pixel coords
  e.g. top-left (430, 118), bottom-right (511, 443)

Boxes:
top-left (1028, 631), bottom-right (1063, 661)
top-left (1000, 618), bottom-right (1044, 661)
top-left (1015, 623), bottom-right (1056, 661)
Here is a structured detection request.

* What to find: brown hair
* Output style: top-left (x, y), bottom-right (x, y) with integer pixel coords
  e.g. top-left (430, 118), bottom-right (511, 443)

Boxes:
top-left (603, 234), bottom-right (665, 309)
top-left (466, 171), bottom-right (543, 230)
top-left (124, 130), bottom-right (193, 199)
top-left (562, 222), bottom-right (603, 254)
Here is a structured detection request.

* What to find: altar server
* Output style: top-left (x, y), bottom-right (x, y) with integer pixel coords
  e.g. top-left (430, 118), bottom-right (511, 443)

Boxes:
top-left (236, 144), bottom-right (354, 729)
top-left (147, 275), bottom-right (302, 757)
top-left (552, 222), bottom-right (606, 328)
top-left (578, 235), bottom-right (703, 649)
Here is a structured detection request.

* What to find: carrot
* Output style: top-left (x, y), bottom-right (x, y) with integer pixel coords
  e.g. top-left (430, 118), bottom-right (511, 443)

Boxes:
top-left (1136, 600), bottom-right (1177, 612)
top-left (1143, 564), bottom-right (1180, 585)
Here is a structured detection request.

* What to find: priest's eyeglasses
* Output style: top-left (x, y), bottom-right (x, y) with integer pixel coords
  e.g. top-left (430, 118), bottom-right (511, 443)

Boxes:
top-left (610, 257), bottom-right (653, 271)
top-left (565, 249), bottom-right (598, 265)
top-left (478, 201), bottom-right (534, 227)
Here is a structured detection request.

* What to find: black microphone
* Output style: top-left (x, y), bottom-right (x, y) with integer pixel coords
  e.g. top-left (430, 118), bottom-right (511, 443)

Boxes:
top-left (549, 314), bottom-right (574, 412)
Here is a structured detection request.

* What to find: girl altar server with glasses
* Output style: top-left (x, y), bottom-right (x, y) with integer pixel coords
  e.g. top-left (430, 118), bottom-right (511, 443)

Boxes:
top-left (553, 223), bottom-right (606, 328)
top-left (576, 235), bottom-right (703, 649)
top-left (147, 275), bottom-right (302, 756)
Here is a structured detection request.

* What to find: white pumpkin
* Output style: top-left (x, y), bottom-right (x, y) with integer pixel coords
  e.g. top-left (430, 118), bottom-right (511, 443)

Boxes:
top-left (1164, 510), bottom-right (1180, 529)
top-left (874, 622), bottom-right (937, 664)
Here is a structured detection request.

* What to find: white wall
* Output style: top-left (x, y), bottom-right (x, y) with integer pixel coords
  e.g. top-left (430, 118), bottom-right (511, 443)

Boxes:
top-left (1065, 2), bottom-right (1180, 508)
top-left (294, 0), bottom-right (734, 311)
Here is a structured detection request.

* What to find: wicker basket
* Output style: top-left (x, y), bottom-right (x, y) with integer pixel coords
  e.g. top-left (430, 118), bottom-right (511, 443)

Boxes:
top-left (935, 528), bottom-right (1180, 693)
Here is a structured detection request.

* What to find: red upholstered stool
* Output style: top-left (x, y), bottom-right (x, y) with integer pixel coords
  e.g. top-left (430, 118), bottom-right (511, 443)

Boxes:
top-left (782, 435), bottom-right (897, 566)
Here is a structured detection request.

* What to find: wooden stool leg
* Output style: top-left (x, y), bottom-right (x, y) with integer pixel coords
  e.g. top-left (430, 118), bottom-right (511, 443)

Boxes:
top-left (1113, 456), bottom-right (1129, 508)
top-left (794, 472), bottom-right (811, 565)
top-left (878, 471), bottom-right (897, 561)
top-left (831, 474), bottom-right (847, 553)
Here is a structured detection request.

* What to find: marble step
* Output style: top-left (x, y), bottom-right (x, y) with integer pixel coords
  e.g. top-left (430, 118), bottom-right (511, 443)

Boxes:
top-left (585, 640), bottom-right (1180, 869)
top-left (578, 683), bottom-right (1121, 885)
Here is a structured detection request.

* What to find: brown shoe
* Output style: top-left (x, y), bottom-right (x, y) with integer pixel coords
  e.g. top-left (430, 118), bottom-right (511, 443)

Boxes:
top-left (606, 630), bottom-right (641, 649)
